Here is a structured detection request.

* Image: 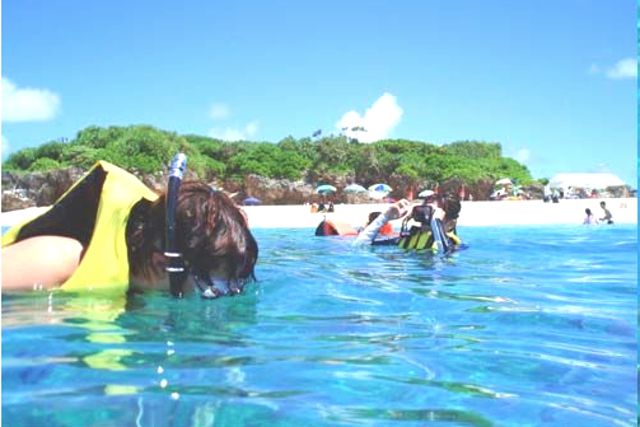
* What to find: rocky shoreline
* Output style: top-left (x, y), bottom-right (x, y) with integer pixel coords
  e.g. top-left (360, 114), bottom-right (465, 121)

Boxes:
top-left (1, 166), bottom-right (625, 212)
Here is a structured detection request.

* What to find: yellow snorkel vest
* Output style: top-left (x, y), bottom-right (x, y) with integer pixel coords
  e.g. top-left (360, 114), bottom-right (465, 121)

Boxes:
top-left (2, 161), bottom-right (159, 293)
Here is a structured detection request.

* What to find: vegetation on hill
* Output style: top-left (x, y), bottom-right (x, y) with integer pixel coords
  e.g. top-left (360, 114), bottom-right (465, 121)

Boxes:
top-left (3, 125), bottom-right (536, 186)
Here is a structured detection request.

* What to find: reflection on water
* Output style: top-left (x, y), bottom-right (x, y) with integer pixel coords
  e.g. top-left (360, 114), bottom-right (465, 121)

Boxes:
top-left (2, 225), bottom-right (637, 426)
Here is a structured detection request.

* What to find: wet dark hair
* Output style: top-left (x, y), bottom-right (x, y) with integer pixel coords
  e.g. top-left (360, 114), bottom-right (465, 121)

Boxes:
top-left (368, 211), bottom-right (382, 225)
top-left (126, 181), bottom-right (258, 285)
top-left (585, 208), bottom-right (592, 215)
top-left (440, 195), bottom-right (461, 221)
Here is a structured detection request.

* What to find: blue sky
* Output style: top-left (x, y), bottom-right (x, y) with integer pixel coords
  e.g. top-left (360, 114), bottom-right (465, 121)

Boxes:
top-left (2, 0), bottom-right (637, 185)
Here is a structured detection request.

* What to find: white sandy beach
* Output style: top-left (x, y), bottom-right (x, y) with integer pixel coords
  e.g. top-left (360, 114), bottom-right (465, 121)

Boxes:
top-left (243, 198), bottom-right (637, 228)
top-left (1, 198), bottom-right (636, 230)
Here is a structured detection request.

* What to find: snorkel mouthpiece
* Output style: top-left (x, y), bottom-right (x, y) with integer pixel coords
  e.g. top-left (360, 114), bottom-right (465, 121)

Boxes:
top-left (165, 153), bottom-right (188, 297)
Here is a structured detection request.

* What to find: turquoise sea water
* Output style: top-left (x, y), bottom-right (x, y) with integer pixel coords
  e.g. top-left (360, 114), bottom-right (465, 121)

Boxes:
top-left (2, 225), bottom-right (637, 427)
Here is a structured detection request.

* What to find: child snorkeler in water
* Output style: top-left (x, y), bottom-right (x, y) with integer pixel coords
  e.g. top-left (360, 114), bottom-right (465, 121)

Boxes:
top-left (2, 154), bottom-right (258, 298)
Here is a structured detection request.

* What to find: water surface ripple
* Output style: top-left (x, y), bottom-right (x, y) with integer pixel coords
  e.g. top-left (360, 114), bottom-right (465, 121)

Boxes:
top-left (3, 225), bottom-right (636, 426)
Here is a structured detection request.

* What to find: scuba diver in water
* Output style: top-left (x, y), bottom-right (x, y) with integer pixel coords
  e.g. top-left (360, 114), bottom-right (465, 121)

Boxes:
top-left (2, 154), bottom-right (258, 299)
top-left (354, 193), bottom-right (463, 253)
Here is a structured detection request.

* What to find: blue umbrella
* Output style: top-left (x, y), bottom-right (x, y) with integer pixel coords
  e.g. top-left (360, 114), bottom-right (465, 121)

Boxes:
top-left (315, 184), bottom-right (337, 194)
top-left (344, 183), bottom-right (367, 193)
top-left (368, 183), bottom-right (392, 193)
top-left (243, 196), bottom-right (261, 206)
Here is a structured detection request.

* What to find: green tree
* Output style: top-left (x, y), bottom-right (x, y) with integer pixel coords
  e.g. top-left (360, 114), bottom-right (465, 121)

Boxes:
top-left (2, 125), bottom-right (536, 191)
top-left (4, 147), bottom-right (39, 170)
top-left (446, 140), bottom-right (502, 159)
top-left (28, 157), bottom-right (62, 171)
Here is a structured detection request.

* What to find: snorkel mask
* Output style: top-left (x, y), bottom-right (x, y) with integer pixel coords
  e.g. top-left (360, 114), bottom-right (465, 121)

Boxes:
top-left (165, 153), bottom-right (188, 298)
top-left (193, 271), bottom-right (245, 299)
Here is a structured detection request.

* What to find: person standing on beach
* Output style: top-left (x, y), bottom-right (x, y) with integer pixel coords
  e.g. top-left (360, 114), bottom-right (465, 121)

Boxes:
top-left (599, 201), bottom-right (613, 224)
top-left (543, 184), bottom-right (552, 203)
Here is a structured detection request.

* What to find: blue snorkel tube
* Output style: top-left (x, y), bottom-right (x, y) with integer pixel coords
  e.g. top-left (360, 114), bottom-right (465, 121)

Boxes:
top-left (165, 153), bottom-right (188, 298)
top-left (430, 215), bottom-right (452, 254)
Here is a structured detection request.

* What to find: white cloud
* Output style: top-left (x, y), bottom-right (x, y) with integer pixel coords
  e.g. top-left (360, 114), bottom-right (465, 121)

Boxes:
top-left (515, 148), bottom-right (530, 163)
top-left (336, 92), bottom-right (403, 143)
top-left (206, 101), bottom-right (259, 140)
top-left (2, 77), bottom-right (61, 122)
top-left (605, 58), bottom-right (637, 79)
top-left (244, 121), bottom-right (258, 136)
top-left (587, 64), bottom-right (600, 75)
top-left (209, 103), bottom-right (230, 120)
top-left (208, 121), bottom-right (259, 141)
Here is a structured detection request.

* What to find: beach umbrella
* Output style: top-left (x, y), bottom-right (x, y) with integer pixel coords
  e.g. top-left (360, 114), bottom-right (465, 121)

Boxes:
top-left (368, 190), bottom-right (386, 200)
top-left (344, 183), bottom-right (367, 193)
top-left (495, 178), bottom-right (512, 186)
top-left (242, 196), bottom-right (261, 206)
top-left (368, 183), bottom-right (392, 193)
top-left (315, 184), bottom-right (337, 194)
top-left (418, 189), bottom-right (435, 198)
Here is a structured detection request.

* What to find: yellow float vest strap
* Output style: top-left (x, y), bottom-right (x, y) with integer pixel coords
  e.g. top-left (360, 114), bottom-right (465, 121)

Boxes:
top-left (63, 161), bottom-right (158, 292)
top-left (446, 231), bottom-right (462, 245)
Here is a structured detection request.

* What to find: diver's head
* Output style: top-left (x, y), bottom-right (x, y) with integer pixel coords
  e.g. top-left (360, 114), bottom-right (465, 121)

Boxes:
top-left (440, 194), bottom-right (461, 221)
top-left (410, 204), bottom-right (434, 224)
top-left (127, 181), bottom-right (258, 297)
top-left (438, 194), bottom-right (461, 233)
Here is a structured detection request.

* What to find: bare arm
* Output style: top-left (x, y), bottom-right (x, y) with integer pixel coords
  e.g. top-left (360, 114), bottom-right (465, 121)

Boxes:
top-left (354, 199), bottom-right (412, 245)
top-left (354, 211), bottom-right (390, 245)
top-left (2, 236), bottom-right (83, 291)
